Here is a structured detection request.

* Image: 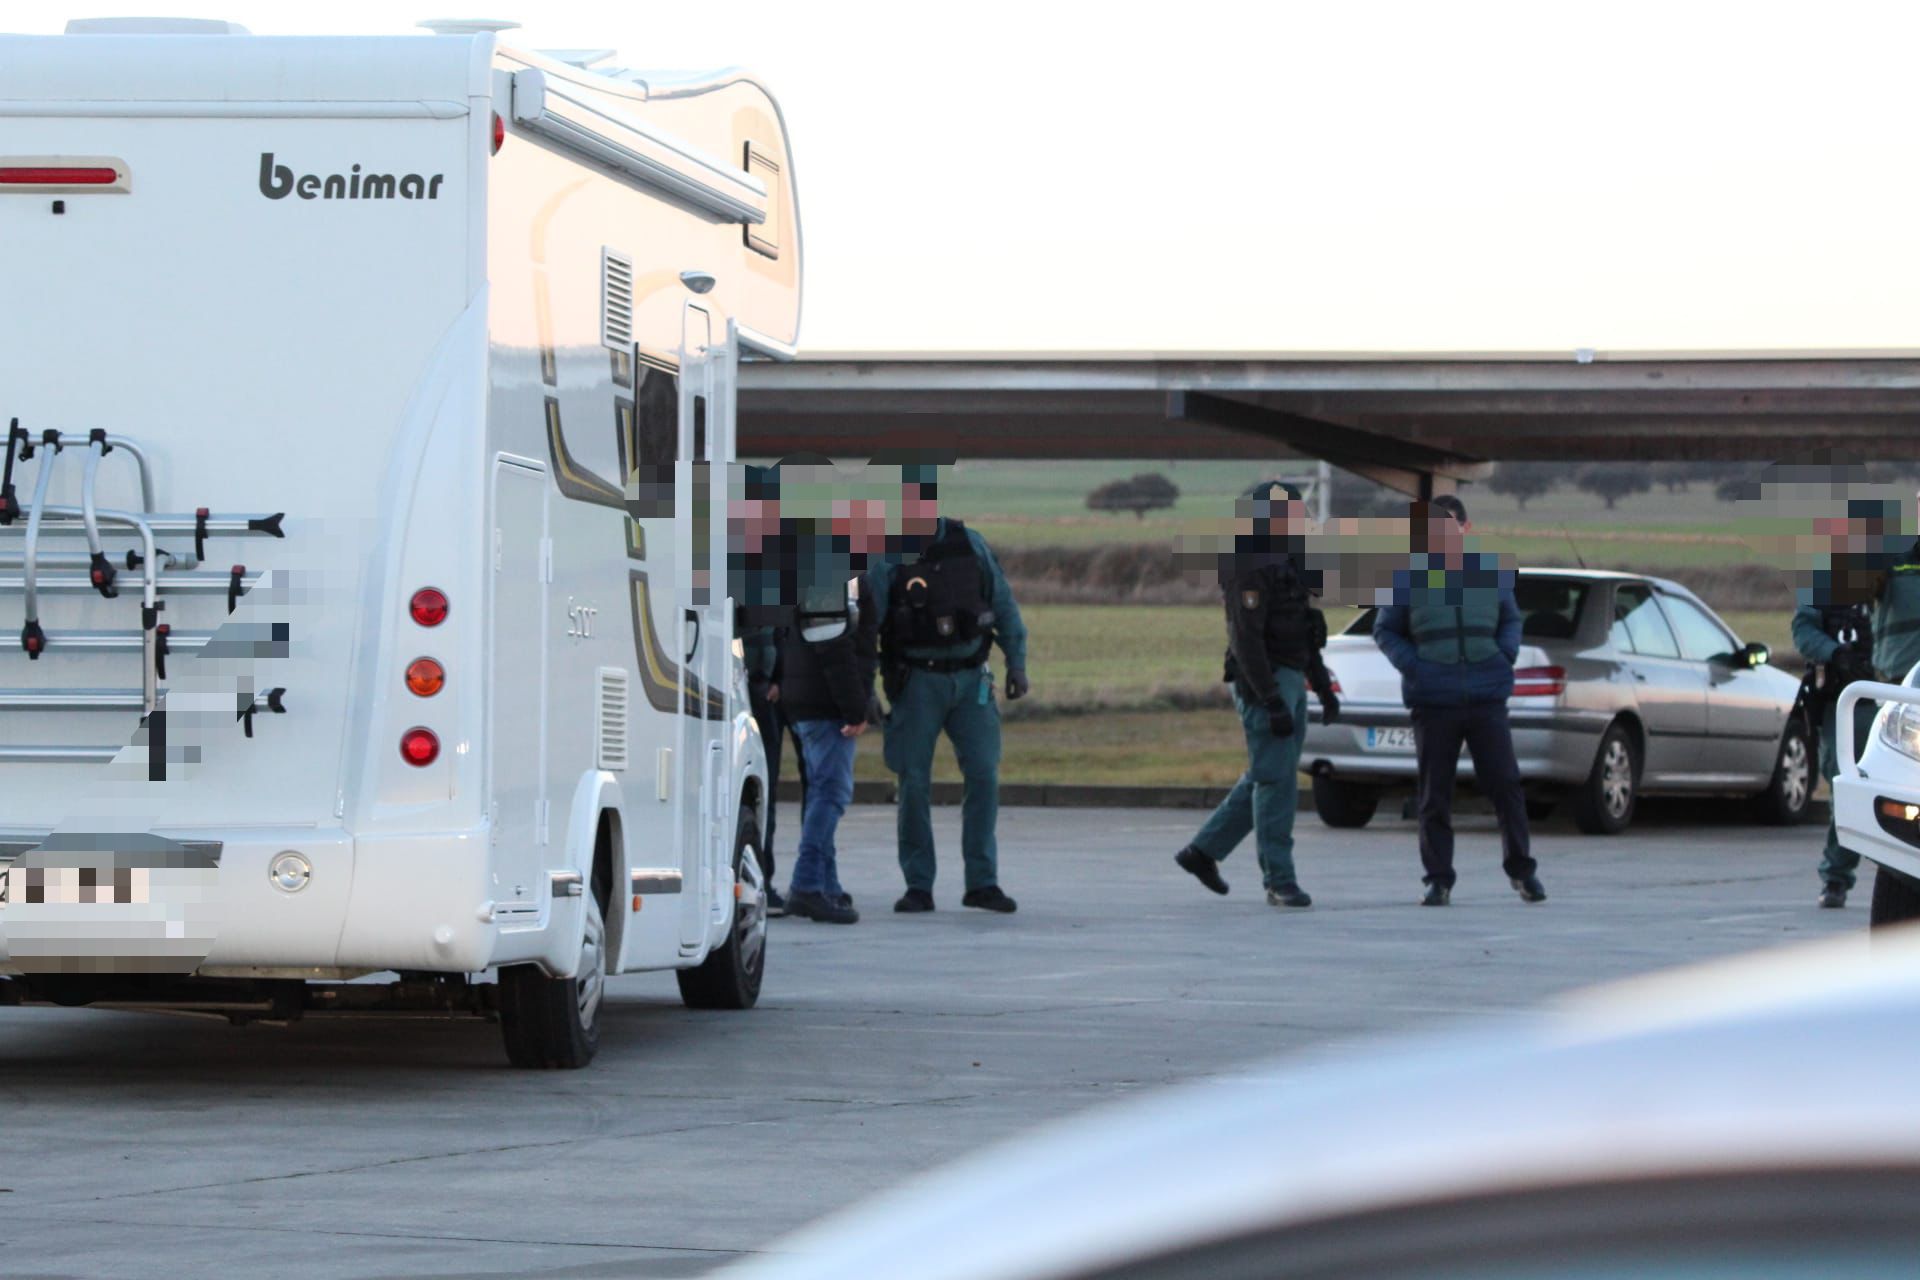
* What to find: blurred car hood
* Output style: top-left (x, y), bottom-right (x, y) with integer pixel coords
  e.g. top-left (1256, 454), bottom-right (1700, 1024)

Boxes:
top-left (717, 929), bottom-right (1917, 1280)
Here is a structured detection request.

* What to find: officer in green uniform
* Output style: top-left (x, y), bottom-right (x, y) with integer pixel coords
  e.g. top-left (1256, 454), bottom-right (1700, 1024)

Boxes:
top-left (869, 466), bottom-right (1029, 915)
top-left (1793, 499), bottom-right (1920, 908)
top-left (1173, 481), bottom-right (1338, 908)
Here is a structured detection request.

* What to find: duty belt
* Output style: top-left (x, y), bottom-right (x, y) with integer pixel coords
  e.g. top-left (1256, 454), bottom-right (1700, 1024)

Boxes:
top-left (901, 651), bottom-right (989, 674)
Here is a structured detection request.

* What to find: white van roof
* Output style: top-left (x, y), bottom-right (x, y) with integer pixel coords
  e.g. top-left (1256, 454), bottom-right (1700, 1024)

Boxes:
top-left (9, 32), bottom-right (493, 108)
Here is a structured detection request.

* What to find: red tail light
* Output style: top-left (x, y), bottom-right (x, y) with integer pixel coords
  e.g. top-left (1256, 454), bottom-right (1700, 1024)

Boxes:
top-left (1512, 665), bottom-right (1567, 698)
top-left (399, 727), bottom-right (440, 767)
top-left (0, 166), bottom-right (118, 186)
top-left (491, 112), bottom-right (504, 155)
top-left (410, 587), bottom-right (449, 627)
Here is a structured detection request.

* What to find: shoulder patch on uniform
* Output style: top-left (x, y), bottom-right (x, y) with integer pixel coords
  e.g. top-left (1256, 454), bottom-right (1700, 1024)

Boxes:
top-left (1241, 589), bottom-right (1261, 610)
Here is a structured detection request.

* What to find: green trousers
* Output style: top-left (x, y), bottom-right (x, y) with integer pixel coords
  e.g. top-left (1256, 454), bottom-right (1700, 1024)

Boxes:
top-left (1818, 696), bottom-right (1878, 890)
top-left (884, 664), bottom-right (1001, 893)
top-left (1189, 667), bottom-right (1309, 891)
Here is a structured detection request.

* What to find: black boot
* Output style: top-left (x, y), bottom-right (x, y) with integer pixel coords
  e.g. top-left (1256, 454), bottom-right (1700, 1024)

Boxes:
top-left (961, 886), bottom-right (1018, 914)
top-left (1512, 875), bottom-right (1547, 904)
top-left (1422, 883), bottom-right (1451, 907)
top-left (1265, 883), bottom-right (1312, 908)
top-left (788, 890), bottom-right (859, 925)
top-left (1819, 882), bottom-right (1848, 909)
top-left (894, 888), bottom-right (935, 913)
top-left (1175, 846), bottom-right (1229, 895)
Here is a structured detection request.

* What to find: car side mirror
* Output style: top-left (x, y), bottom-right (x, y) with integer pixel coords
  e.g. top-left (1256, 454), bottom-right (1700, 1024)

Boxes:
top-left (1711, 642), bottom-right (1769, 670)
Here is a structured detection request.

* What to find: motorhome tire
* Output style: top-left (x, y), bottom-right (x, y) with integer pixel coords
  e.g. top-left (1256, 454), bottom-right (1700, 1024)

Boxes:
top-left (676, 808), bottom-right (767, 1010)
top-left (497, 893), bottom-right (608, 1069)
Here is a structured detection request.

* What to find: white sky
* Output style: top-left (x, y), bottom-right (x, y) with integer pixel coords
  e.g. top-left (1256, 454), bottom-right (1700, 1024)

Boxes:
top-left (23, 1), bottom-right (1920, 354)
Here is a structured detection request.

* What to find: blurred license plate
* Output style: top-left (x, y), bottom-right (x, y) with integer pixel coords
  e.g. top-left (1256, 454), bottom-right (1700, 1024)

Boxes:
top-left (1365, 727), bottom-right (1416, 751)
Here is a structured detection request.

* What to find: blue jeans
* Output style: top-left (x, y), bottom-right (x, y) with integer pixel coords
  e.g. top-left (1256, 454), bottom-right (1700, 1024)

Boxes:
top-left (1189, 669), bottom-right (1308, 891)
top-left (789, 719), bottom-right (856, 899)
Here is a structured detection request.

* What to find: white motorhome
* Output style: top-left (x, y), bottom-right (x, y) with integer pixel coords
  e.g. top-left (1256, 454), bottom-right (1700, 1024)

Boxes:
top-left (0, 19), bottom-right (800, 1066)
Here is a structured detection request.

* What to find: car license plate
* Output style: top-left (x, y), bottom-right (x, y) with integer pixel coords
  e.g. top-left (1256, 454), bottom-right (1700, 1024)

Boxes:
top-left (1365, 726), bottom-right (1416, 751)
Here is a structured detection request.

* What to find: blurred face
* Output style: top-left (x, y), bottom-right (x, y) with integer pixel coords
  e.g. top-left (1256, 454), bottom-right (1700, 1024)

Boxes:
top-left (1816, 514), bottom-right (1877, 557)
top-left (1268, 498), bottom-right (1308, 538)
top-left (900, 483), bottom-right (939, 539)
top-left (1428, 514), bottom-right (1466, 558)
top-left (836, 497), bottom-right (889, 560)
top-left (737, 496), bottom-right (780, 555)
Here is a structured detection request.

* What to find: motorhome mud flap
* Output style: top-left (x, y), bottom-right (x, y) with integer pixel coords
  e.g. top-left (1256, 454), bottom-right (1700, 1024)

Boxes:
top-left (0, 833), bottom-right (221, 974)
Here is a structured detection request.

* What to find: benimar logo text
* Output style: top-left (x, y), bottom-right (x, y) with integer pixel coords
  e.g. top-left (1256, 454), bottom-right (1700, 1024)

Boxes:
top-left (258, 153), bottom-right (445, 201)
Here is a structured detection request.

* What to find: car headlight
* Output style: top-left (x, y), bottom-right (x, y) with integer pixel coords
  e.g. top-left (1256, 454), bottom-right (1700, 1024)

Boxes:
top-left (1880, 701), bottom-right (1920, 762)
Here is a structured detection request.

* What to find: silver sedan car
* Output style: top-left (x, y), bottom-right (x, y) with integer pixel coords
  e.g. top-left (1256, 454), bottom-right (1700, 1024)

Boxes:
top-left (1302, 568), bottom-right (1812, 834)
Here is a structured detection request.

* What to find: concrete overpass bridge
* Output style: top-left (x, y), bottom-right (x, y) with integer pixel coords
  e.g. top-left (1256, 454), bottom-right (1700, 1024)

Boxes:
top-left (738, 353), bottom-right (1920, 496)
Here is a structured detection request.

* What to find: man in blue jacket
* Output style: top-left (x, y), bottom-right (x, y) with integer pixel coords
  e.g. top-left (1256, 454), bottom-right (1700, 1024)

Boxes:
top-left (1374, 495), bottom-right (1545, 907)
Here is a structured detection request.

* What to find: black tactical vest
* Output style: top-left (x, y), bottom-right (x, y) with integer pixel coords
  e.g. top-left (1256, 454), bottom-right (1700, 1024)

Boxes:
top-left (887, 520), bottom-right (995, 652)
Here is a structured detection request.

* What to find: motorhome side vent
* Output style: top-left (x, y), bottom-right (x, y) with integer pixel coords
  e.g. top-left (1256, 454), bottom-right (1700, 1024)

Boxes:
top-left (596, 666), bottom-right (630, 771)
top-left (601, 249), bottom-right (634, 351)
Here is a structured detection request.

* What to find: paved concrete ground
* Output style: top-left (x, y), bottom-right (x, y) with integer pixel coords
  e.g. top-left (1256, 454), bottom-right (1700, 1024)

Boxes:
top-left (0, 805), bottom-right (1866, 1278)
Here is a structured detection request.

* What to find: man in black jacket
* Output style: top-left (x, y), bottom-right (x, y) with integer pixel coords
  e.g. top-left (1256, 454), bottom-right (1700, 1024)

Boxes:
top-left (777, 574), bottom-right (880, 924)
top-left (1174, 481), bottom-right (1339, 908)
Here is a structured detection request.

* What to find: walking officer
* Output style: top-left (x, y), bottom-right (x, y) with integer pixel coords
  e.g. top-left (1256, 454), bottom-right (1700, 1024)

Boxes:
top-left (870, 464), bottom-right (1029, 915)
top-left (1797, 495), bottom-right (1920, 908)
top-left (1173, 481), bottom-right (1339, 908)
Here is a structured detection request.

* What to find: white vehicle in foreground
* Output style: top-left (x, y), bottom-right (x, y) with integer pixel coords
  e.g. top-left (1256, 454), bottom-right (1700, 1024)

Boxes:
top-left (0, 20), bottom-right (801, 1066)
top-left (1834, 665), bottom-right (1920, 928)
top-left (719, 935), bottom-right (1920, 1280)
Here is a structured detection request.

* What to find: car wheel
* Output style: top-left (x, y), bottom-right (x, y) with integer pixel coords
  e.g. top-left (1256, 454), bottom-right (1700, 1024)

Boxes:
top-left (1752, 718), bottom-right (1814, 826)
top-left (1312, 773), bottom-right (1380, 829)
top-left (1870, 865), bottom-right (1920, 930)
top-left (1570, 723), bottom-right (1638, 835)
top-left (676, 807), bottom-right (768, 1010)
top-left (497, 882), bottom-right (608, 1070)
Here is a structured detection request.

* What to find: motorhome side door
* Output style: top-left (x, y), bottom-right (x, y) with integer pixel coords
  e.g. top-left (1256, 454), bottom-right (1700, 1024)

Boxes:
top-left (674, 303), bottom-right (727, 954)
top-left (489, 457), bottom-right (551, 921)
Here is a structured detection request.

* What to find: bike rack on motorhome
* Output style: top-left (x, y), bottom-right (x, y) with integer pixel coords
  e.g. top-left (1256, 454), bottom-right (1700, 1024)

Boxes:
top-left (0, 19), bottom-right (799, 1067)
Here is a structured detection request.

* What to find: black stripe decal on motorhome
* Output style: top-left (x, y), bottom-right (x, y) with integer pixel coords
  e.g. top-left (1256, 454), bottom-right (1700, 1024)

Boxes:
top-left (544, 396), bottom-right (625, 509)
top-left (530, 247), bottom-right (705, 722)
top-left (627, 570), bottom-right (725, 720)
